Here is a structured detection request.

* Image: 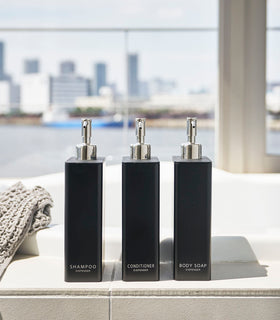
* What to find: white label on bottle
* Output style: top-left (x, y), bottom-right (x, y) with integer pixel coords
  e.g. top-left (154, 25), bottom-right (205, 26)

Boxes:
top-left (127, 263), bottom-right (155, 272)
top-left (179, 263), bottom-right (208, 272)
top-left (69, 264), bottom-right (97, 272)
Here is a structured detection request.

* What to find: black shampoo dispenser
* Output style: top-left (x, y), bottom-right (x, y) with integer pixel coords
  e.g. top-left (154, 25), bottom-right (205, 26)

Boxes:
top-left (65, 119), bottom-right (104, 282)
top-left (173, 117), bottom-right (212, 280)
top-left (122, 118), bottom-right (160, 281)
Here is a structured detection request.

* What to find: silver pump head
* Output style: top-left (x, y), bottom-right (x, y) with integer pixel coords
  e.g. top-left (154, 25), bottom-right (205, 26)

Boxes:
top-left (130, 118), bottom-right (151, 160)
top-left (76, 119), bottom-right (97, 160)
top-left (181, 117), bottom-right (202, 160)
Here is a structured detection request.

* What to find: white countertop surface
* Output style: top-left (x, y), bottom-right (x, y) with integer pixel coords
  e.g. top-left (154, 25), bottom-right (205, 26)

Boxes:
top-left (1, 231), bottom-right (279, 297)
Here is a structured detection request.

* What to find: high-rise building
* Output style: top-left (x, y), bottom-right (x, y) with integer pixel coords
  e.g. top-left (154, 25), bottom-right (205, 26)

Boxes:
top-left (0, 41), bottom-right (10, 81)
top-left (10, 84), bottom-right (20, 111)
top-left (51, 76), bottom-right (89, 109)
top-left (0, 81), bottom-right (11, 113)
top-left (0, 42), bottom-right (4, 79)
top-left (24, 59), bottom-right (40, 74)
top-left (60, 61), bottom-right (75, 75)
top-left (50, 63), bottom-right (89, 109)
top-left (127, 53), bottom-right (139, 97)
top-left (94, 63), bottom-right (107, 96)
top-left (0, 41), bottom-right (19, 113)
top-left (0, 80), bottom-right (20, 114)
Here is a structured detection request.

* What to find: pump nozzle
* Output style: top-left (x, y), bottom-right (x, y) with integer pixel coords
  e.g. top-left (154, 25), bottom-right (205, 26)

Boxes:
top-left (76, 119), bottom-right (97, 160)
top-left (136, 118), bottom-right (145, 144)
top-left (81, 119), bottom-right (92, 144)
top-left (181, 117), bottom-right (202, 160)
top-left (130, 118), bottom-right (151, 160)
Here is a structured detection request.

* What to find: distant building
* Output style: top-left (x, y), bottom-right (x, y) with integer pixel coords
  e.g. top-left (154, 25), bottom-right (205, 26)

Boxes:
top-left (0, 42), bottom-right (4, 80)
top-left (0, 81), bottom-right (15, 114)
top-left (0, 42), bottom-right (20, 112)
top-left (24, 59), bottom-right (40, 74)
top-left (60, 61), bottom-right (75, 75)
top-left (149, 78), bottom-right (177, 95)
top-left (94, 63), bottom-right (107, 96)
top-left (127, 53), bottom-right (139, 97)
top-left (0, 41), bottom-right (19, 113)
top-left (51, 76), bottom-right (89, 109)
top-left (10, 83), bottom-right (20, 111)
top-left (76, 94), bottom-right (114, 112)
top-left (51, 62), bottom-right (89, 109)
top-left (20, 74), bottom-right (50, 114)
top-left (0, 43), bottom-right (19, 112)
top-left (139, 81), bottom-right (150, 98)
top-left (143, 93), bottom-right (216, 112)
top-left (0, 41), bottom-right (11, 81)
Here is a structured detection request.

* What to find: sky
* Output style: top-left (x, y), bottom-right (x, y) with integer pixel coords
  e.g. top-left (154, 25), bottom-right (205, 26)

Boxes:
top-left (0, 0), bottom-right (218, 28)
top-left (0, 0), bottom-right (218, 94)
top-left (0, 0), bottom-right (279, 94)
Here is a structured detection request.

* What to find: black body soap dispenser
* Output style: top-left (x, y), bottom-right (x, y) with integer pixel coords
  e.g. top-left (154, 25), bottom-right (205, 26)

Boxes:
top-left (173, 117), bottom-right (212, 280)
top-left (65, 119), bottom-right (104, 282)
top-left (122, 118), bottom-right (160, 281)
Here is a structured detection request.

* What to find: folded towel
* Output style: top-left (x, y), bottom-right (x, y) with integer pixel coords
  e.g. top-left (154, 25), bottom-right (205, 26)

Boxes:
top-left (0, 182), bottom-right (53, 278)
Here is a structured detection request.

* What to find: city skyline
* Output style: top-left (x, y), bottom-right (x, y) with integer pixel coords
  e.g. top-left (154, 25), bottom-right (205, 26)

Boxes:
top-left (0, 27), bottom-right (279, 115)
top-left (0, 40), bottom-right (184, 98)
top-left (0, 39), bottom-right (214, 97)
top-left (0, 32), bottom-right (218, 95)
top-left (0, 0), bottom-right (279, 95)
top-left (1, 31), bottom-right (279, 95)
top-left (0, 40), bottom-right (191, 114)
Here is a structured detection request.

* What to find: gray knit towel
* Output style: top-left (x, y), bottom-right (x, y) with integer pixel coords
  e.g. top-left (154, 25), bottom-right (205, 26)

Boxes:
top-left (0, 182), bottom-right (53, 278)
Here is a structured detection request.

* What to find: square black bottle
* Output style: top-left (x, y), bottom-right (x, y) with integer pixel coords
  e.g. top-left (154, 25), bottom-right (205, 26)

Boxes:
top-left (122, 118), bottom-right (160, 281)
top-left (173, 118), bottom-right (212, 281)
top-left (65, 119), bottom-right (104, 282)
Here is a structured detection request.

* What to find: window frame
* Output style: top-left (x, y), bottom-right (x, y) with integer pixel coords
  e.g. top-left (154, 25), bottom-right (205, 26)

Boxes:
top-left (217, 0), bottom-right (280, 173)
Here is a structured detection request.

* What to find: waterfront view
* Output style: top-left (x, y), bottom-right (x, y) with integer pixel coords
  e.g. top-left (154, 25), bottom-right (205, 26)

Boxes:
top-left (0, 0), bottom-right (279, 178)
top-left (0, 125), bottom-right (215, 177)
top-left (0, 28), bottom-right (219, 179)
top-left (0, 124), bottom-right (279, 178)
top-left (0, 35), bottom-right (217, 121)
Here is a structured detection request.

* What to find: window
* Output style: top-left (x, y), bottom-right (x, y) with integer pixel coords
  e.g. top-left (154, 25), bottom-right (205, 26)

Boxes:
top-left (0, 1), bottom-right (218, 177)
top-left (266, 0), bottom-right (280, 156)
top-left (218, 0), bottom-right (280, 173)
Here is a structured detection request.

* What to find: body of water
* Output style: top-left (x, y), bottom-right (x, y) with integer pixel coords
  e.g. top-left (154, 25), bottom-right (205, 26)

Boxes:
top-left (0, 125), bottom-right (278, 177)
